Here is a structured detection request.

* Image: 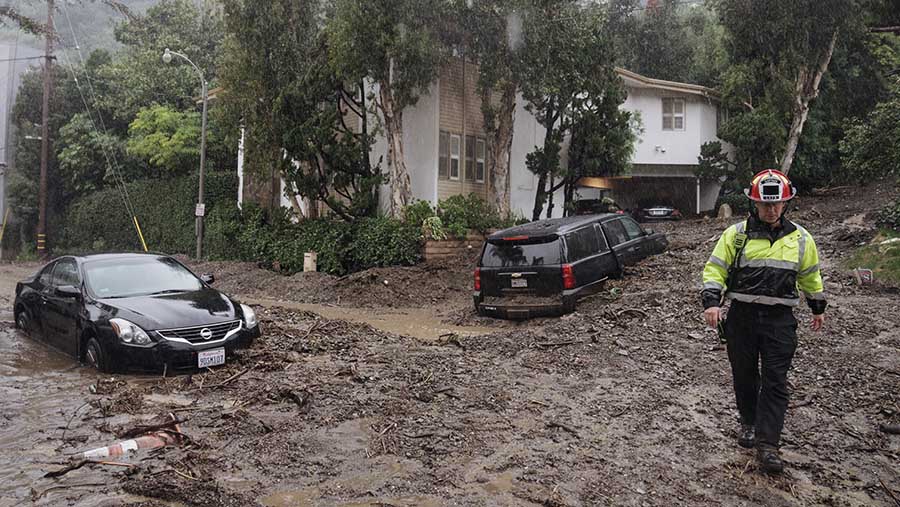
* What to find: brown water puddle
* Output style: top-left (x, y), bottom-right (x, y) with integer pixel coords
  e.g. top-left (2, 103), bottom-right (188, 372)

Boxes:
top-left (0, 318), bottom-right (99, 505)
top-left (0, 312), bottom-right (171, 507)
top-left (244, 298), bottom-right (495, 341)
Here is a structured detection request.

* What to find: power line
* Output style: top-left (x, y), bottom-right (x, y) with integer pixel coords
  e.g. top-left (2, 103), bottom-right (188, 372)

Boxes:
top-left (58, 1), bottom-right (138, 223)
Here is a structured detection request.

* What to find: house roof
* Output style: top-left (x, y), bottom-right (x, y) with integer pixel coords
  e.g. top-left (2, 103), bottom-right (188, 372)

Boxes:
top-left (615, 68), bottom-right (720, 101)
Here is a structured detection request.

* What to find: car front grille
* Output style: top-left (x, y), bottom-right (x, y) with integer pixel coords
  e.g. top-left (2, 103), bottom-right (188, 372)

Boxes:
top-left (157, 320), bottom-right (241, 343)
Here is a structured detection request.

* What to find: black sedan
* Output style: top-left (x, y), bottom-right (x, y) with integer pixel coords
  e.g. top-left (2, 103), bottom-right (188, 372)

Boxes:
top-left (13, 253), bottom-right (260, 374)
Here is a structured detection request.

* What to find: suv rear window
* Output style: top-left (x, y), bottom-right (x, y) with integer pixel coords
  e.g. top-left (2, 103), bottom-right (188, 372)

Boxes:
top-left (482, 238), bottom-right (561, 267)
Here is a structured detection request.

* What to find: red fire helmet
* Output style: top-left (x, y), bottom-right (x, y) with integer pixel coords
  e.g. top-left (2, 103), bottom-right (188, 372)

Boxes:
top-left (744, 169), bottom-right (797, 203)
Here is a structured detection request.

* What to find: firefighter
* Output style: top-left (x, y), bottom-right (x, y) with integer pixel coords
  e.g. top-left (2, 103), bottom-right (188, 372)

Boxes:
top-left (701, 169), bottom-right (827, 474)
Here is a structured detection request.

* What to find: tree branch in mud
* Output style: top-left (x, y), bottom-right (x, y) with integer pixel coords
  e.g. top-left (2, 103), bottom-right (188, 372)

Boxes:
top-left (44, 460), bottom-right (135, 478)
top-left (116, 417), bottom-right (185, 439)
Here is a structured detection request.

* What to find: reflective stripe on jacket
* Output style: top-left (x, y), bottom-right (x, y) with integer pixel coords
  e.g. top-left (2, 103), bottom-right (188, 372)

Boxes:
top-left (702, 219), bottom-right (826, 314)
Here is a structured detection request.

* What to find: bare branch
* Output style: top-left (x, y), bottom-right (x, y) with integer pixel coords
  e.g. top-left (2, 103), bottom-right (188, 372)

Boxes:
top-left (870, 26), bottom-right (900, 34)
top-left (98, 1), bottom-right (135, 20)
top-left (0, 6), bottom-right (50, 35)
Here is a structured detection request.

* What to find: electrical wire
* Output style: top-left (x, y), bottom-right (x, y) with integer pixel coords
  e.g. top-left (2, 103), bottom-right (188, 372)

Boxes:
top-left (58, 1), bottom-right (147, 250)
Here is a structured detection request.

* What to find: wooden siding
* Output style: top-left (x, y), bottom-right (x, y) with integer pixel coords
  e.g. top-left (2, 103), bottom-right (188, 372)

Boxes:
top-left (437, 58), bottom-right (490, 202)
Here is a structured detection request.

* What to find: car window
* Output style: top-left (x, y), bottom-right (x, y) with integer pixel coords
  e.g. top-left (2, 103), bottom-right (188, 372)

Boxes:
top-left (482, 239), bottom-right (561, 267)
top-left (565, 226), bottom-right (603, 261)
top-left (84, 257), bottom-right (204, 298)
top-left (594, 224), bottom-right (611, 251)
top-left (602, 220), bottom-right (629, 247)
top-left (51, 259), bottom-right (81, 287)
top-left (621, 217), bottom-right (646, 241)
top-left (38, 263), bottom-right (55, 287)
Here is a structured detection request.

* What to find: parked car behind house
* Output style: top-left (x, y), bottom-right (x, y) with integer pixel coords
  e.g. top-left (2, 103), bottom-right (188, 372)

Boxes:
top-left (573, 197), bottom-right (624, 215)
top-left (13, 253), bottom-right (260, 374)
top-left (473, 214), bottom-right (668, 319)
top-left (634, 204), bottom-right (682, 222)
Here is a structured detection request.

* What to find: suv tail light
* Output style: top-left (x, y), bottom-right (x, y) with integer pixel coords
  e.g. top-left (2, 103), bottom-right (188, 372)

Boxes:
top-left (474, 268), bottom-right (481, 291)
top-left (562, 264), bottom-right (576, 289)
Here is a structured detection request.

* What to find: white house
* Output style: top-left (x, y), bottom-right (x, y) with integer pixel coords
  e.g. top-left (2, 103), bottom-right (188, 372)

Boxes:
top-left (237, 61), bottom-right (730, 218)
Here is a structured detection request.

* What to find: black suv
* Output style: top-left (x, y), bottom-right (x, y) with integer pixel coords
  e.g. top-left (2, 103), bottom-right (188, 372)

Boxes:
top-left (473, 214), bottom-right (668, 319)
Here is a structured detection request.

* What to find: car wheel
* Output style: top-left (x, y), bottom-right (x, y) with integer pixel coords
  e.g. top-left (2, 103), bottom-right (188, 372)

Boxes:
top-left (15, 309), bottom-right (31, 336)
top-left (84, 337), bottom-right (110, 373)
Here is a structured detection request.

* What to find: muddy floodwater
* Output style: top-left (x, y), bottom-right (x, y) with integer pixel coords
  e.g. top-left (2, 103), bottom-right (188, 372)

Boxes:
top-left (0, 312), bottom-right (171, 507)
top-left (0, 314), bottom-right (94, 505)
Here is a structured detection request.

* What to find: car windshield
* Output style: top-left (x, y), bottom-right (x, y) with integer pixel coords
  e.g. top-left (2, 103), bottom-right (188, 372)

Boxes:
top-left (482, 238), bottom-right (561, 267)
top-left (83, 257), bottom-right (203, 299)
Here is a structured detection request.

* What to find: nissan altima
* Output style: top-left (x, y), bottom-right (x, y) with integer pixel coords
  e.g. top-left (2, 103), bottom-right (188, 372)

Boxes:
top-left (13, 253), bottom-right (261, 374)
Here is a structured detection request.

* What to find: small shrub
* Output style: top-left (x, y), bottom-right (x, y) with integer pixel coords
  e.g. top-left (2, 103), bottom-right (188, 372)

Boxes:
top-left (422, 216), bottom-right (448, 240)
top-left (877, 199), bottom-right (900, 232)
top-left (438, 193), bottom-right (503, 237)
top-left (402, 200), bottom-right (437, 227)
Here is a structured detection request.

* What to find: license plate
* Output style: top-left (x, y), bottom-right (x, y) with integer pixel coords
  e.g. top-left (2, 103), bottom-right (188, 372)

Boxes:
top-left (511, 278), bottom-right (528, 288)
top-left (198, 347), bottom-right (225, 368)
top-left (650, 210), bottom-right (665, 216)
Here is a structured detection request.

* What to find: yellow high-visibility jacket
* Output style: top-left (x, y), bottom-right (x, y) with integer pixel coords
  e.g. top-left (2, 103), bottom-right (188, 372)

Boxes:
top-left (701, 219), bottom-right (827, 314)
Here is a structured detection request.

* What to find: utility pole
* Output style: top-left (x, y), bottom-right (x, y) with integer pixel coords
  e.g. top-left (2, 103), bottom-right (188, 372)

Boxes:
top-left (36, 0), bottom-right (53, 259)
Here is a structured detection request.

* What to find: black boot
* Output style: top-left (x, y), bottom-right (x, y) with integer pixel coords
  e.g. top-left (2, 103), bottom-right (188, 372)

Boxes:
top-left (738, 423), bottom-right (755, 448)
top-left (757, 444), bottom-right (784, 474)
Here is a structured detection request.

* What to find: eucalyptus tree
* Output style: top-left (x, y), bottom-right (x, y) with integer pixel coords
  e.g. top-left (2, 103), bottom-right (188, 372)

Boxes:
top-left (220, 0), bottom-right (382, 220)
top-left (714, 0), bottom-right (861, 176)
top-left (462, 0), bottom-right (520, 219)
top-left (327, 0), bottom-right (449, 216)
top-left (513, 1), bottom-right (625, 220)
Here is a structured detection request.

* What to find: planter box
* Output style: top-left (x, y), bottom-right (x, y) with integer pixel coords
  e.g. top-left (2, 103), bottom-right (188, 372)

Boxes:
top-left (422, 229), bottom-right (494, 263)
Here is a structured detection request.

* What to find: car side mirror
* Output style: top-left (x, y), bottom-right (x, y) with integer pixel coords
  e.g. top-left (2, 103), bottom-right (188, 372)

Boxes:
top-left (645, 228), bottom-right (655, 235)
top-left (200, 274), bottom-right (215, 284)
top-left (55, 285), bottom-right (81, 298)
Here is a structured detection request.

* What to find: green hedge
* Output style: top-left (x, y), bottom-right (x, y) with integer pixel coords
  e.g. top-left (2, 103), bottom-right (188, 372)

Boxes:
top-left (60, 172), bottom-right (237, 254)
top-left (205, 203), bottom-right (421, 275)
top-left (62, 173), bottom-right (426, 275)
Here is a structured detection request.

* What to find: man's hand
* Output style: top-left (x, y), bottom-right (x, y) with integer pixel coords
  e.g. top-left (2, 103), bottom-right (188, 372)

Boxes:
top-left (704, 307), bottom-right (722, 329)
top-left (811, 313), bottom-right (825, 332)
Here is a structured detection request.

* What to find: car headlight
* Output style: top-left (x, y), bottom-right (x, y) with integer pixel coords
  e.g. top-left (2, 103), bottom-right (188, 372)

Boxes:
top-left (240, 304), bottom-right (258, 328)
top-left (110, 318), bottom-right (153, 346)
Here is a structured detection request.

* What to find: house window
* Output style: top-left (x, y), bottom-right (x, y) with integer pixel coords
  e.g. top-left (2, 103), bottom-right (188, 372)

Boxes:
top-left (438, 131), bottom-right (449, 179)
top-left (662, 98), bottom-right (685, 131)
top-left (475, 138), bottom-right (486, 183)
top-left (465, 135), bottom-right (476, 181)
top-left (449, 134), bottom-right (461, 180)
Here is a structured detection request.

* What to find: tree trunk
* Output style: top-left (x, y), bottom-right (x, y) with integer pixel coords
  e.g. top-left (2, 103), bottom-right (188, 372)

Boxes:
top-left (486, 83), bottom-right (516, 219)
top-left (780, 31), bottom-right (838, 176)
top-left (532, 171), bottom-right (548, 221)
top-left (379, 82), bottom-right (411, 217)
top-left (531, 106), bottom-right (557, 221)
top-left (563, 177), bottom-right (577, 217)
top-left (546, 175), bottom-right (555, 218)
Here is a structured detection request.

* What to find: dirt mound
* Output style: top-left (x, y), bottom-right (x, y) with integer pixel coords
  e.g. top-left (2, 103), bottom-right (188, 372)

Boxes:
top-left (183, 257), bottom-right (474, 309)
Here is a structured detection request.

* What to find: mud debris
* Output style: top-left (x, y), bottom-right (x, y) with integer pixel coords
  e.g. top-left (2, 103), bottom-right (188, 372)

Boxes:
top-left (0, 182), bottom-right (898, 506)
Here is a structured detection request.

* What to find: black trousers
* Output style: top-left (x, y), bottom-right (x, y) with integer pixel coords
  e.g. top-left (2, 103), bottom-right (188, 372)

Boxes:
top-left (724, 301), bottom-right (798, 447)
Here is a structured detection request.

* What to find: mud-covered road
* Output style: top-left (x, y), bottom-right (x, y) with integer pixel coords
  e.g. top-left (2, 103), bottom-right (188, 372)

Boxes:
top-left (1, 184), bottom-right (899, 506)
